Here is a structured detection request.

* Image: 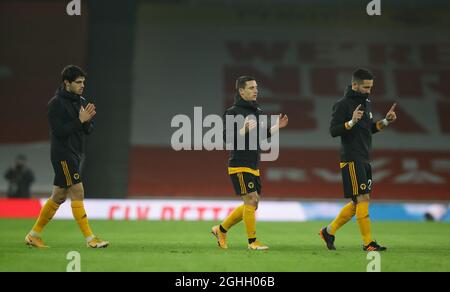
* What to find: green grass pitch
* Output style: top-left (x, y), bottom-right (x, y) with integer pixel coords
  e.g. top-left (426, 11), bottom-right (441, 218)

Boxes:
top-left (0, 219), bottom-right (449, 272)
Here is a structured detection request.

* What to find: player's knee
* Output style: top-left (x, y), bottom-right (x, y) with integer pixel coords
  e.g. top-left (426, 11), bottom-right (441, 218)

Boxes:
top-left (356, 210), bottom-right (369, 220)
top-left (250, 193), bottom-right (259, 204)
top-left (356, 195), bottom-right (370, 219)
top-left (69, 183), bottom-right (85, 200)
top-left (247, 199), bottom-right (258, 207)
top-left (70, 192), bottom-right (85, 201)
top-left (246, 198), bottom-right (258, 206)
top-left (50, 194), bottom-right (66, 205)
top-left (356, 194), bottom-right (370, 203)
top-left (55, 198), bottom-right (66, 205)
top-left (243, 196), bottom-right (258, 207)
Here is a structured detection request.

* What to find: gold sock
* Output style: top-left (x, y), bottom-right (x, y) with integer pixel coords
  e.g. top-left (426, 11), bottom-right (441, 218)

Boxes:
top-left (221, 204), bottom-right (244, 231)
top-left (328, 202), bottom-right (356, 235)
top-left (71, 201), bottom-right (94, 238)
top-left (243, 205), bottom-right (257, 240)
top-left (31, 199), bottom-right (60, 234)
top-left (356, 201), bottom-right (372, 246)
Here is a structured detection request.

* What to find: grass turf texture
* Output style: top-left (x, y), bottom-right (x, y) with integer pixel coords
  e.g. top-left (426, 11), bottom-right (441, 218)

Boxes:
top-left (0, 219), bottom-right (449, 272)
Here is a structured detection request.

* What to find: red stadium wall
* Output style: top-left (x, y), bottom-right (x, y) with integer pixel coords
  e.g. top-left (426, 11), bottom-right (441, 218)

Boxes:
top-left (0, 2), bottom-right (88, 143)
top-left (0, 199), bottom-right (41, 218)
top-left (129, 147), bottom-right (450, 201)
top-left (128, 10), bottom-right (450, 201)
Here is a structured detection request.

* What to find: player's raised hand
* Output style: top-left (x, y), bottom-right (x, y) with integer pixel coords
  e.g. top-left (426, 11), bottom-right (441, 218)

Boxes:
top-left (386, 103), bottom-right (397, 123)
top-left (352, 104), bottom-right (364, 123)
top-left (278, 113), bottom-right (289, 129)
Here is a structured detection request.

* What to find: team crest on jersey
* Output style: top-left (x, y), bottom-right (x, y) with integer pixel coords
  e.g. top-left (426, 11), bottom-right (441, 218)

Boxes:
top-left (360, 183), bottom-right (367, 190)
top-left (248, 182), bottom-right (255, 189)
top-left (74, 173), bottom-right (80, 180)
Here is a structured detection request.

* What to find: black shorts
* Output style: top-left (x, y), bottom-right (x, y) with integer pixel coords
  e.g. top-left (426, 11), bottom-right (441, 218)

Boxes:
top-left (340, 161), bottom-right (372, 200)
top-left (230, 172), bottom-right (261, 196)
top-left (51, 158), bottom-right (82, 188)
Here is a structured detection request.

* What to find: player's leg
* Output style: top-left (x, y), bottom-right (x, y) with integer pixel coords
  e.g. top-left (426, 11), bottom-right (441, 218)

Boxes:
top-left (356, 195), bottom-right (385, 251)
top-left (320, 200), bottom-right (356, 250)
top-left (220, 205), bottom-right (244, 231)
top-left (354, 163), bottom-right (386, 251)
top-left (242, 191), bottom-right (266, 250)
top-left (212, 204), bottom-right (244, 249)
top-left (218, 173), bottom-right (245, 232)
top-left (355, 193), bottom-right (372, 246)
top-left (351, 161), bottom-right (372, 246)
top-left (26, 158), bottom-right (75, 247)
top-left (69, 182), bottom-right (93, 239)
top-left (242, 174), bottom-right (267, 250)
top-left (211, 173), bottom-right (246, 249)
top-left (69, 182), bottom-right (109, 248)
top-left (220, 172), bottom-right (262, 232)
top-left (327, 201), bottom-right (356, 235)
top-left (319, 162), bottom-right (357, 250)
top-left (334, 162), bottom-right (359, 234)
top-left (25, 186), bottom-right (68, 248)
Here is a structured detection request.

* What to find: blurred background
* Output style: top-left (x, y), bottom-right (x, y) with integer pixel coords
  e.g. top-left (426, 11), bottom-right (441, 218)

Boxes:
top-left (1, 0), bottom-right (450, 220)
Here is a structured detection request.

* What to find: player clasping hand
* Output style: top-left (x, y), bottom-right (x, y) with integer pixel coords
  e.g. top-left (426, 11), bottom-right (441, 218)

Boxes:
top-left (79, 103), bottom-right (96, 123)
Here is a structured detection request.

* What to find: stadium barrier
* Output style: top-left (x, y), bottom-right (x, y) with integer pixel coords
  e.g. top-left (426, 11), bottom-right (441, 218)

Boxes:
top-left (1, 199), bottom-right (448, 221)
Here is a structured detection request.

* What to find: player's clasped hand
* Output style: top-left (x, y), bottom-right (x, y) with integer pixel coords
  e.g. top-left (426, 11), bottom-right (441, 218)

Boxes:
top-left (352, 104), bottom-right (364, 123)
top-left (79, 103), bottom-right (96, 123)
top-left (243, 117), bottom-right (258, 133)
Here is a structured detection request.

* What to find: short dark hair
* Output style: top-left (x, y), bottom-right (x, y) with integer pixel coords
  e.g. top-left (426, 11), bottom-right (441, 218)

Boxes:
top-left (352, 68), bottom-right (374, 83)
top-left (235, 76), bottom-right (256, 91)
top-left (61, 65), bottom-right (86, 83)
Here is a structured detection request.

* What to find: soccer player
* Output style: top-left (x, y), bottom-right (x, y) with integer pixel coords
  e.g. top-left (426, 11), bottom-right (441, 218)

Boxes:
top-left (211, 76), bottom-right (288, 250)
top-left (320, 68), bottom-right (397, 251)
top-left (25, 65), bottom-right (109, 248)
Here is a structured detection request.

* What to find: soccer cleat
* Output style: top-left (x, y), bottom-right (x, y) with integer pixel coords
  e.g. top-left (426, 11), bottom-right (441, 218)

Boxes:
top-left (25, 234), bottom-right (48, 248)
top-left (363, 241), bottom-right (387, 252)
top-left (87, 236), bottom-right (109, 248)
top-left (248, 241), bottom-right (269, 250)
top-left (211, 225), bottom-right (228, 249)
top-left (319, 227), bottom-right (336, 250)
